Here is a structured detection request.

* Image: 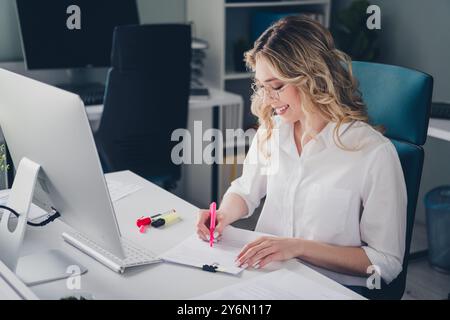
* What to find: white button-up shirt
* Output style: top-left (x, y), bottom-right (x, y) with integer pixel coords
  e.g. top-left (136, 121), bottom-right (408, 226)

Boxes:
top-left (224, 118), bottom-right (407, 286)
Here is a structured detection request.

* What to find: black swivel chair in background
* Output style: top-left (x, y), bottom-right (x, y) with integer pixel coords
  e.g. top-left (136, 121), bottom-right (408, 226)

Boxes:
top-left (95, 24), bottom-right (191, 190)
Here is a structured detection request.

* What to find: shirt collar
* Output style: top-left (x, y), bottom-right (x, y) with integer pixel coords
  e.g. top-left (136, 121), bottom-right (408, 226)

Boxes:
top-left (319, 120), bottom-right (357, 148)
top-left (277, 119), bottom-right (358, 158)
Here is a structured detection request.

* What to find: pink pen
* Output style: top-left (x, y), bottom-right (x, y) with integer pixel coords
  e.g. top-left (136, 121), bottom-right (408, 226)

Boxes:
top-left (209, 202), bottom-right (216, 247)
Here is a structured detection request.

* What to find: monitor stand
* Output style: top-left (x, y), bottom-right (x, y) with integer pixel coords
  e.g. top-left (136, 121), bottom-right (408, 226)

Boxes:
top-left (0, 157), bottom-right (87, 286)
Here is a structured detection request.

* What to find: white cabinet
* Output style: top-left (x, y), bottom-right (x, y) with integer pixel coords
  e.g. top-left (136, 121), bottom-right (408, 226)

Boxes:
top-left (179, 89), bottom-right (246, 208)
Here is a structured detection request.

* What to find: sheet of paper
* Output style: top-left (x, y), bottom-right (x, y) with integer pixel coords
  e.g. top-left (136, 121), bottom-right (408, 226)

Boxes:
top-left (105, 178), bottom-right (143, 202)
top-left (160, 226), bottom-right (272, 275)
top-left (195, 269), bottom-right (353, 300)
top-left (0, 189), bottom-right (49, 222)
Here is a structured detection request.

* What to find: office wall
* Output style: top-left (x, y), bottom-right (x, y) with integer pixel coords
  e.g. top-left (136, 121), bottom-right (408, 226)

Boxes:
top-left (138, 0), bottom-right (185, 24)
top-left (334, 0), bottom-right (450, 225)
top-left (0, 0), bottom-right (186, 62)
top-left (333, 0), bottom-right (450, 102)
top-left (0, 0), bottom-right (22, 61)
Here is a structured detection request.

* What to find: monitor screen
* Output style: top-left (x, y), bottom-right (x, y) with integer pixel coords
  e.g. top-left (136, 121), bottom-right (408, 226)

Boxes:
top-left (16, 0), bottom-right (139, 70)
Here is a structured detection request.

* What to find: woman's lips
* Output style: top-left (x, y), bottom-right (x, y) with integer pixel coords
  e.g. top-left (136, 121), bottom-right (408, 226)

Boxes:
top-left (274, 104), bottom-right (289, 115)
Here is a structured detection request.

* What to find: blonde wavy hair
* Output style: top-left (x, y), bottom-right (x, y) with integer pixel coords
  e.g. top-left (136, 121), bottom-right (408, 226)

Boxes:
top-left (245, 15), bottom-right (374, 152)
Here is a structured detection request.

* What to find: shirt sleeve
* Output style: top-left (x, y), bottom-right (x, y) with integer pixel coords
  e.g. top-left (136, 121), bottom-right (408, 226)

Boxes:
top-left (360, 142), bottom-right (407, 284)
top-left (223, 128), bottom-right (268, 218)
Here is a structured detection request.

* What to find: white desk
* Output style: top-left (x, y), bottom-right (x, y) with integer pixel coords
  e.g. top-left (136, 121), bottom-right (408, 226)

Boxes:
top-left (0, 260), bottom-right (37, 300)
top-left (428, 118), bottom-right (450, 142)
top-left (21, 171), bottom-right (363, 300)
top-left (85, 88), bottom-right (243, 125)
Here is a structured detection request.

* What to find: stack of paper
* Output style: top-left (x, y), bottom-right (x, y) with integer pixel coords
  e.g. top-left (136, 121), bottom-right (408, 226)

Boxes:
top-left (195, 269), bottom-right (353, 300)
top-left (106, 179), bottom-right (143, 202)
top-left (161, 226), bottom-right (358, 300)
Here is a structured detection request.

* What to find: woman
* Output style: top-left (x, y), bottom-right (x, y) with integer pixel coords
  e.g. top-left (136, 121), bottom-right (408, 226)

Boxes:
top-left (196, 16), bottom-right (406, 291)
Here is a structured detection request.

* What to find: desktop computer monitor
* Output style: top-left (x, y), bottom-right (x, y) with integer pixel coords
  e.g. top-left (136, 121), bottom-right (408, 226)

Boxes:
top-left (0, 68), bottom-right (125, 258)
top-left (16, 0), bottom-right (140, 70)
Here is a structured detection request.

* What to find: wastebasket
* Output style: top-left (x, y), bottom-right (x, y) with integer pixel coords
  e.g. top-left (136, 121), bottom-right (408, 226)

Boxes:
top-left (424, 186), bottom-right (450, 273)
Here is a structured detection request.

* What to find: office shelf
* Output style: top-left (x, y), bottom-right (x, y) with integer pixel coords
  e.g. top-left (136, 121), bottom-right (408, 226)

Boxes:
top-left (187, 0), bottom-right (331, 129)
top-left (224, 71), bottom-right (255, 80)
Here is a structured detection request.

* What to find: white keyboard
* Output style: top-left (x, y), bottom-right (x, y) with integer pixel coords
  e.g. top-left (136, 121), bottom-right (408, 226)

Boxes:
top-left (62, 231), bottom-right (161, 273)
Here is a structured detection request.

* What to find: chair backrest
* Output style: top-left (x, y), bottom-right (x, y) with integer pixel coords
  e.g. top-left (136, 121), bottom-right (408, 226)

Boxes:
top-left (96, 24), bottom-right (191, 184)
top-left (352, 61), bottom-right (433, 299)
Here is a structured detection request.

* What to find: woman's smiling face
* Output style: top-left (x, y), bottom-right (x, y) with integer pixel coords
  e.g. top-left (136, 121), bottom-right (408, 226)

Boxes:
top-left (254, 57), bottom-right (305, 124)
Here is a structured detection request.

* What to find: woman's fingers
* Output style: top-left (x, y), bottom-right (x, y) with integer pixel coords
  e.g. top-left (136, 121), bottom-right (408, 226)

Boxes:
top-left (197, 230), bottom-right (207, 241)
top-left (196, 210), bottom-right (211, 240)
top-left (246, 246), bottom-right (277, 268)
top-left (197, 226), bottom-right (209, 241)
top-left (236, 239), bottom-right (272, 267)
top-left (237, 237), bottom-right (267, 260)
top-left (257, 253), bottom-right (279, 269)
top-left (197, 210), bottom-right (227, 242)
top-left (197, 208), bottom-right (232, 243)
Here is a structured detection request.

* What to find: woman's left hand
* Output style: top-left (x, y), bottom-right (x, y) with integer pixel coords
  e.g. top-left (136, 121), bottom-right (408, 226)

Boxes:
top-left (236, 236), bottom-right (303, 269)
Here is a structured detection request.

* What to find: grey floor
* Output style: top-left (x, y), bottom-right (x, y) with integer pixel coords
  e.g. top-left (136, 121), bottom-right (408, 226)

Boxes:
top-left (232, 205), bottom-right (450, 300)
top-left (403, 222), bottom-right (450, 300)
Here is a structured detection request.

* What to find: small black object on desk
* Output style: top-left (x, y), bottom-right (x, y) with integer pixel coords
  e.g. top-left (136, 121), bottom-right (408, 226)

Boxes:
top-left (202, 264), bottom-right (218, 273)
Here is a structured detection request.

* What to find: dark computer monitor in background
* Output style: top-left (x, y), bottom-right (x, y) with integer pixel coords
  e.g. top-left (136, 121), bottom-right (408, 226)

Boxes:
top-left (16, 0), bottom-right (140, 70)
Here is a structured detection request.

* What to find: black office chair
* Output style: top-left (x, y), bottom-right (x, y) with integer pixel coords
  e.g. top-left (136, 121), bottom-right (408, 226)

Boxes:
top-left (95, 24), bottom-right (191, 190)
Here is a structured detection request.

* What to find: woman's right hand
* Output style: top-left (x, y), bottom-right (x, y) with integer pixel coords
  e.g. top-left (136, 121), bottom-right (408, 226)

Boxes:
top-left (196, 209), bottom-right (229, 242)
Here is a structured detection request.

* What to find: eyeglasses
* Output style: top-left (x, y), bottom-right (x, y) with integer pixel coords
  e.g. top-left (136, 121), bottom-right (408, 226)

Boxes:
top-left (251, 82), bottom-right (289, 101)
